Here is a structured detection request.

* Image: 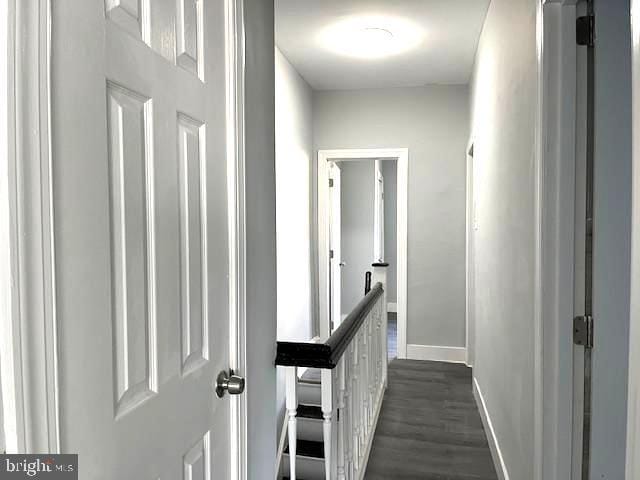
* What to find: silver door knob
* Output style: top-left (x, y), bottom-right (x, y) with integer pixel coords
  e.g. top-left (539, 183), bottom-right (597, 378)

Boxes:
top-left (215, 370), bottom-right (245, 398)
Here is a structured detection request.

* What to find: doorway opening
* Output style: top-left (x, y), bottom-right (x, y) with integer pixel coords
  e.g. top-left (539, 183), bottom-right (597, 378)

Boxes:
top-left (328, 158), bottom-right (396, 360)
top-left (317, 148), bottom-right (408, 359)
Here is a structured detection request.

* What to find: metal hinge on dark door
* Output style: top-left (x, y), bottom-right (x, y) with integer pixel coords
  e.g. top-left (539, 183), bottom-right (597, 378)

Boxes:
top-left (574, 315), bottom-right (594, 348)
top-left (576, 15), bottom-right (595, 47)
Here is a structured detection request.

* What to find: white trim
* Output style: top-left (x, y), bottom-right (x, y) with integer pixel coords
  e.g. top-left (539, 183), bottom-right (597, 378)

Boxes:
top-left (629, 0), bottom-right (640, 473)
top-left (406, 344), bottom-right (467, 364)
top-left (629, 1), bottom-right (640, 478)
top-left (387, 302), bottom-right (397, 313)
top-left (225, 0), bottom-right (247, 478)
top-left (465, 139), bottom-right (475, 368)
top-left (0, 0), bottom-right (16, 454)
top-left (317, 148), bottom-right (408, 360)
top-left (0, 0), bottom-right (60, 453)
top-left (537, 2), bottom-right (578, 480)
top-left (373, 160), bottom-right (384, 262)
top-left (473, 377), bottom-right (510, 480)
top-left (533, 2), bottom-right (545, 478)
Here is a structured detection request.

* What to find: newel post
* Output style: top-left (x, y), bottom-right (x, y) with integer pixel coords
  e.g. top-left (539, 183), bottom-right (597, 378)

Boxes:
top-left (371, 262), bottom-right (388, 298)
top-left (371, 263), bottom-right (389, 387)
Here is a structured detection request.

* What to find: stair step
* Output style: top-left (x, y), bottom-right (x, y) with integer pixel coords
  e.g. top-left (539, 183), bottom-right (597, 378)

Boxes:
top-left (297, 379), bottom-right (321, 405)
top-left (300, 368), bottom-right (321, 385)
top-left (297, 404), bottom-right (322, 420)
top-left (284, 439), bottom-right (324, 459)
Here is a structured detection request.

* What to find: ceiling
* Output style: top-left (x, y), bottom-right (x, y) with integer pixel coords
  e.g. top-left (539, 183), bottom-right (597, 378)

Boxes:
top-left (275, 0), bottom-right (491, 91)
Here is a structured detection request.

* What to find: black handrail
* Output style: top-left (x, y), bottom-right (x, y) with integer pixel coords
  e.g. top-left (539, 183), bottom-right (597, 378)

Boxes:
top-left (275, 283), bottom-right (384, 369)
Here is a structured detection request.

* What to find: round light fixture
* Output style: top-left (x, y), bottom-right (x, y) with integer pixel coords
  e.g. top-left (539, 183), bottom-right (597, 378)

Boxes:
top-left (318, 16), bottom-right (424, 60)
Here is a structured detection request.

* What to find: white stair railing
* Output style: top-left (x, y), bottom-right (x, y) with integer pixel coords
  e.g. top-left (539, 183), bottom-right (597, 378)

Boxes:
top-left (277, 264), bottom-right (389, 480)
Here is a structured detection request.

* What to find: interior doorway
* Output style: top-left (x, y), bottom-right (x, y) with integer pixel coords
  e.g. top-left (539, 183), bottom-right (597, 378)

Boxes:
top-left (317, 148), bottom-right (408, 358)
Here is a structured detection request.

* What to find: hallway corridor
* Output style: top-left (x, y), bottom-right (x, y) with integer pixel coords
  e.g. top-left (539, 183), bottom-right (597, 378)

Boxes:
top-left (364, 360), bottom-right (497, 479)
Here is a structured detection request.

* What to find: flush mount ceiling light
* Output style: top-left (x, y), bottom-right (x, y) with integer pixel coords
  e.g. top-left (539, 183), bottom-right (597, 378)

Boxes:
top-left (318, 15), bottom-right (424, 60)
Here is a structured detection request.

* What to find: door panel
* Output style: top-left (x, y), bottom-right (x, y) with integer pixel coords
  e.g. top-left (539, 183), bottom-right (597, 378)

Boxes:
top-left (51, 0), bottom-right (231, 477)
top-left (329, 163), bottom-right (342, 328)
top-left (106, 81), bottom-right (157, 419)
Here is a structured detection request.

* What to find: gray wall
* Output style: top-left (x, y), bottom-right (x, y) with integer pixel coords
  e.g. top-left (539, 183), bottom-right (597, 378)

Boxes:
top-left (382, 161), bottom-right (398, 303)
top-left (469, 0), bottom-right (537, 478)
top-left (275, 47), bottom-right (313, 343)
top-left (245, 0), bottom-right (277, 477)
top-left (275, 47), bottom-right (315, 431)
top-left (314, 85), bottom-right (469, 348)
top-left (590, 0), bottom-right (632, 476)
top-left (339, 161), bottom-right (375, 315)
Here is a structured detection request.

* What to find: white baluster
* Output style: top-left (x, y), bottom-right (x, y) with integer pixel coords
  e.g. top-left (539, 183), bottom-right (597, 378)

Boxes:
top-left (352, 338), bottom-right (360, 475)
top-left (378, 300), bottom-right (385, 402)
top-left (373, 310), bottom-right (380, 392)
top-left (285, 366), bottom-right (298, 480)
top-left (321, 368), bottom-right (333, 480)
top-left (361, 327), bottom-right (369, 440)
top-left (346, 344), bottom-right (354, 479)
top-left (359, 330), bottom-right (367, 457)
top-left (337, 358), bottom-right (346, 480)
top-left (368, 314), bottom-right (375, 428)
top-left (372, 265), bottom-right (389, 386)
top-left (375, 302), bottom-right (382, 401)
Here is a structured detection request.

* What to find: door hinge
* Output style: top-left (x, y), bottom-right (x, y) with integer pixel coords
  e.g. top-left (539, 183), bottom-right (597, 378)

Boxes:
top-left (329, 178), bottom-right (334, 187)
top-left (330, 249), bottom-right (334, 259)
top-left (574, 315), bottom-right (594, 348)
top-left (576, 15), bottom-right (595, 47)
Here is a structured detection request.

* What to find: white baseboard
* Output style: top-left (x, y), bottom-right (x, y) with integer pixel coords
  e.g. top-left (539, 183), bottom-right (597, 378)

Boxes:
top-left (387, 302), bottom-right (397, 313)
top-left (473, 377), bottom-right (510, 480)
top-left (406, 344), bottom-right (467, 363)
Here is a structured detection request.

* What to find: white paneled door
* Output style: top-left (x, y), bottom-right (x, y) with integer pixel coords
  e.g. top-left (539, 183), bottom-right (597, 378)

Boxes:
top-left (50, 0), bottom-right (237, 478)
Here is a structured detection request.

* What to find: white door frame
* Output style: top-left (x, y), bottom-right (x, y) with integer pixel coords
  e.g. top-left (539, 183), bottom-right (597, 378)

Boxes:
top-left (465, 141), bottom-right (475, 368)
top-left (373, 159), bottom-right (385, 263)
top-left (1, 1), bottom-right (249, 475)
top-left (317, 148), bottom-right (408, 358)
top-left (328, 162), bottom-right (342, 327)
top-left (628, 1), bottom-right (640, 478)
top-left (225, 0), bottom-right (248, 478)
top-left (536, 1), bottom-right (579, 479)
top-left (0, 0), bottom-right (60, 453)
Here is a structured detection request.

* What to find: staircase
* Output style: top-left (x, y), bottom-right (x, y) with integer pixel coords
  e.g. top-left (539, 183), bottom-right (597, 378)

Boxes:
top-left (276, 263), bottom-right (390, 480)
top-left (282, 370), bottom-right (326, 479)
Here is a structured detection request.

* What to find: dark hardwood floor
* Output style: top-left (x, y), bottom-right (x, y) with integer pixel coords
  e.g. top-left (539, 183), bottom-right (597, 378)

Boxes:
top-left (364, 359), bottom-right (498, 480)
top-left (388, 313), bottom-right (397, 361)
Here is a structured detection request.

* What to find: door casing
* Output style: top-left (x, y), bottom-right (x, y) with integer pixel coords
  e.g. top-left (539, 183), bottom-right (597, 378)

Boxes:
top-left (317, 148), bottom-right (408, 358)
